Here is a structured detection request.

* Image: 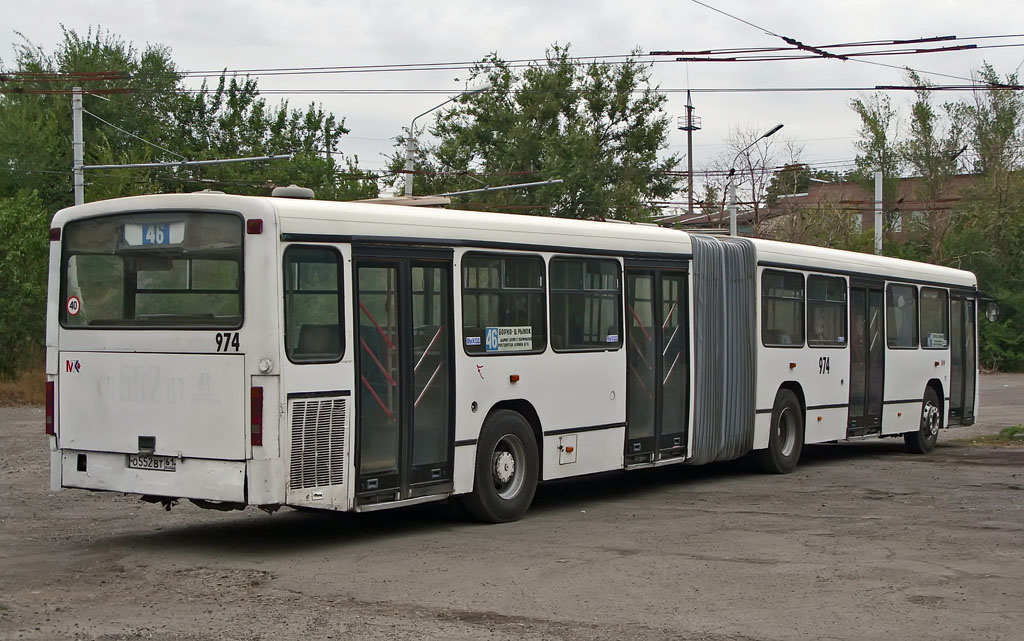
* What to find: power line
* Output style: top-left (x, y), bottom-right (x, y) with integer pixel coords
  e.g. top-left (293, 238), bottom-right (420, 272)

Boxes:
top-left (9, 33), bottom-right (1017, 84)
top-left (165, 83), bottom-right (1024, 95)
top-left (689, 0), bottom-right (781, 38)
top-left (685, 0), bottom-right (987, 85)
top-left (84, 109), bottom-right (186, 160)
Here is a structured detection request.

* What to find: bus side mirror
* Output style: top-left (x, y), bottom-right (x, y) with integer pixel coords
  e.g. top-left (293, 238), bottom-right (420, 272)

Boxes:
top-left (985, 302), bottom-right (1001, 322)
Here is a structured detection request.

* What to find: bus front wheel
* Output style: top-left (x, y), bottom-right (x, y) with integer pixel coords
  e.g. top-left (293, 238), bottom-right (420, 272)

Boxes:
top-left (756, 389), bottom-right (804, 474)
top-left (904, 387), bottom-right (941, 454)
top-left (461, 410), bottom-right (539, 523)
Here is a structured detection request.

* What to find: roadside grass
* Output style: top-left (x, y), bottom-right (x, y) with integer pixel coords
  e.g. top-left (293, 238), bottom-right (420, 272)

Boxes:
top-left (948, 425), bottom-right (1024, 448)
top-left (0, 362), bottom-right (45, 406)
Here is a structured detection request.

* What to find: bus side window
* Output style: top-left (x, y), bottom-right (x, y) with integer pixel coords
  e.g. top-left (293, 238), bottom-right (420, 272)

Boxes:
top-left (284, 246), bottom-right (344, 363)
top-left (886, 283), bottom-right (918, 349)
top-left (761, 270), bottom-right (804, 347)
top-left (807, 275), bottom-right (847, 347)
top-left (549, 257), bottom-right (622, 352)
top-left (461, 253), bottom-right (546, 355)
top-left (920, 287), bottom-right (949, 349)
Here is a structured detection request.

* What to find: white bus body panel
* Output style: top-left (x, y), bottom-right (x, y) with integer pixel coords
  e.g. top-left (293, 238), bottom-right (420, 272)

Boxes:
top-left (58, 351), bottom-right (247, 459)
top-left (279, 242), bottom-right (355, 512)
top-left (452, 249), bottom-right (627, 484)
top-left (880, 347), bottom-right (948, 435)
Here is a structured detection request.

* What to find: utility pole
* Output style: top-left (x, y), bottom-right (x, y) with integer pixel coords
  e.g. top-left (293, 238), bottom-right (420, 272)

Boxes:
top-left (874, 170), bottom-right (883, 255)
top-left (726, 124), bottom-right (784, 237)
top-left (405, 84), bottom-right (491, 198)
top-left (728, 183), bottom-right (738, 237)
top-left (677, 90), bottom-right (701, 217)
top-left (72, 87), bottom-right (84, 206)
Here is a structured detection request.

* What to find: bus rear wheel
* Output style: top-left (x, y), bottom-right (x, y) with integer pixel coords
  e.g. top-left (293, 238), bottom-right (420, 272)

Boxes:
top-left (461, 410), bottom-right (539, 523)
top-left (904, 387), bottom-right (941, 454)
top-left (755, 389), bottom-right (804, 474)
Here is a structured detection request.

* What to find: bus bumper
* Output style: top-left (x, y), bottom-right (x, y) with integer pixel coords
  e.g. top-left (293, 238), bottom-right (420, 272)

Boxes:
top-left (59, 450), bottom-right (246, 503)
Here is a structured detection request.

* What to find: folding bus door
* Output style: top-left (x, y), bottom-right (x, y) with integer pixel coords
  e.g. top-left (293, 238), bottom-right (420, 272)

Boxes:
top-left (949, 296), bottom-right (977, 425)
top-left (848, 281), bottom-right (884, 436)
top-left (353, 248), bottom-right (454, 505)
top-left (624, 263), bottom-right (689, 464)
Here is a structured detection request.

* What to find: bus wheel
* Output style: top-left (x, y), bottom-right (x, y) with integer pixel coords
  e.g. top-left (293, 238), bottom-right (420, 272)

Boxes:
top-left (461, 410), bottom-right (539, 523)
top-left (756, 389), bottom-right (804, 474)
top-left (904, 387), bottom-right (941, 454)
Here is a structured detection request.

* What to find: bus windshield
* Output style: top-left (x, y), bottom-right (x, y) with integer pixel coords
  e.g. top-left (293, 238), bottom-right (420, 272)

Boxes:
top-left (60, 211), bottom-right (243, 328)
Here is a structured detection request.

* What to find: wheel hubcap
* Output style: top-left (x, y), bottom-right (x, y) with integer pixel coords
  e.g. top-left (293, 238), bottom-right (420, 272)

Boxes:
top-left (491, 434), bottom-right (526, 500)
top-left (922, 401), bottom-right (940, 438)
top-left (777, 407), bottom-right (797, 457)
top-left (494, 451), bottom-right (515, 484)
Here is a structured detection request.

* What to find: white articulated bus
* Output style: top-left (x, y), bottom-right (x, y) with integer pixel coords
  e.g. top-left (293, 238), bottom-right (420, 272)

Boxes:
top-left (45, 192), bottom-right (980, 522)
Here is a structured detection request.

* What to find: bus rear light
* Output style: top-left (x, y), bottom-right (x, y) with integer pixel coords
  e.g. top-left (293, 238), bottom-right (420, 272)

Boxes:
top-left (45, 382), bottom-right (55, 436)
top-left (250, 386), bottom-right (263, 446)
top-left (49, 228), bottom-right (61, 241)
top-left (246, 219), bottom-right (263, 235)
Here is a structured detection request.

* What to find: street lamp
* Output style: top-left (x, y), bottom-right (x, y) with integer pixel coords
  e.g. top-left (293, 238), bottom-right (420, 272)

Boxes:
top-left (725, 123), bottom-right (784, 236)
top-left (404, 84), bottom-right (491, 198)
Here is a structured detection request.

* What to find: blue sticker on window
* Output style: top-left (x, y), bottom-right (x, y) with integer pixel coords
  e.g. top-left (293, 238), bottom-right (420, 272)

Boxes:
top-left (606, 334), bottom-right (619, 343)
top-left (466, 336), bottom-right (481, 346)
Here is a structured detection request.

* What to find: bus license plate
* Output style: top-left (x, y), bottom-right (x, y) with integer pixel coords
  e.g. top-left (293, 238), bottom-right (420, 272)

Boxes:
top-left (127, 454), bottom-right (177, 472)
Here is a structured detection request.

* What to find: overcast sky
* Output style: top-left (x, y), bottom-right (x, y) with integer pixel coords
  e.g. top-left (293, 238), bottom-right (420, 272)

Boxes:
top-left (4, 0), bottom-right (1023, 195)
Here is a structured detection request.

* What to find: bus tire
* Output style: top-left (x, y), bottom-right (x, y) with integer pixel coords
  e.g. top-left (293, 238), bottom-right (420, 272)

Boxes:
top-left (461, 410), bottom-right (538, 523)
top-left (756, 389), bottom-right (804, 474)
top-left (904, 387), bottom-right (940, 454)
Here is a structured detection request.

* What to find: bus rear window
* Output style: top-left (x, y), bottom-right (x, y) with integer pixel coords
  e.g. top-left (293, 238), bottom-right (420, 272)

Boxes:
top-left (60, 212), bottom-right (243, 328)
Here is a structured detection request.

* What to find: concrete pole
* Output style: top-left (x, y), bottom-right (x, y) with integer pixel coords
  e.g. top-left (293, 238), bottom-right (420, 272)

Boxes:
top-left (403, 132), bottom-right (416, 197)
top-left (874, 170), bottom-right (883, 255)
top-left (402, 84), bottom-right (490, 198)
top-left (72, 87), bottom-right (84, 206)
top-left (729, 182), bottom-right (738, 237)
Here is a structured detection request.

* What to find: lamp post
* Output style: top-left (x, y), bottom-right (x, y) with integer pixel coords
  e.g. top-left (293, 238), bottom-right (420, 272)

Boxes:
top-left (725, 123), bottom-right (784, 236)
top-left (404, 84), bottom-right (491, 198)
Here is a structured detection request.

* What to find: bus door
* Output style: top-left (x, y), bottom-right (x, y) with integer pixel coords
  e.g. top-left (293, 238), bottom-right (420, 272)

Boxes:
top-left (624, 263), bottom-right (689, 463)
top-left (353, 248), bottom-right (454, 504)
top-left (948, 296), bottom-right (977, 425)
top-left (848, 281), bottom-right (884, 436)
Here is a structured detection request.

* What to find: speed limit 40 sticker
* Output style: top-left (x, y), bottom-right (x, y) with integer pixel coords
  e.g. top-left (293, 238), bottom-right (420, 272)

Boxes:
top-left (66, 295), bottom-right (81, 316)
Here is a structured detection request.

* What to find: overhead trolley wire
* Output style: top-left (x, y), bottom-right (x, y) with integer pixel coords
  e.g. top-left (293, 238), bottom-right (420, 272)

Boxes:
top-left (684, 0), bottom-right (997, 85)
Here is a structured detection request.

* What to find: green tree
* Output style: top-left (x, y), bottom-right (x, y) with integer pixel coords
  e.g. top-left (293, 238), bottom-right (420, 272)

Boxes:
top-left (765, 163), bottom-right (840, 207)
top-left (168, 75), bottom-right (377, 200)
top-left (0, 191), bottom-right (49, 378)
top-left (697, 181), bottom-right (723, 225)
top-left (392, 45), bottom-right (680, 221)
top-left (850, 93), bottom-right (903, 232)
top-left (945, 66), bottom-right (1024, 369)
top-left (962, 64), bottom-right (1024, 176)
top-left (0, 27), bottom-right (182, 211)
top-left (897, 72), bottom-right (967, 261)
top-left (0, 27), bottom-right (376, 209)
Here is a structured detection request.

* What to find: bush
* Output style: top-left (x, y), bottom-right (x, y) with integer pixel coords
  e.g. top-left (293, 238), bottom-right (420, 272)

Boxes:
top-left (0, 192), bottom-right (49, 379)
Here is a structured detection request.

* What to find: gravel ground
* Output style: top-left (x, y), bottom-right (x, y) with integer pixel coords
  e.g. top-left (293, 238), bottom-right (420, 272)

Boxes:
top-left (0, 374), bottom-right (1021, 640)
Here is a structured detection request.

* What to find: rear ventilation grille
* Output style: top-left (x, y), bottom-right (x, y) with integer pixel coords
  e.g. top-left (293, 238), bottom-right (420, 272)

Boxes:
top-left (289, 397), bottom-right (347, 489)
